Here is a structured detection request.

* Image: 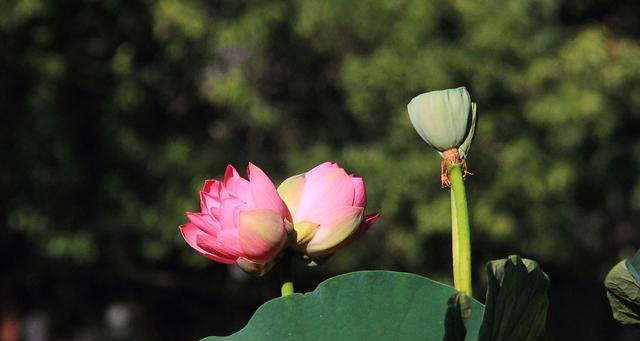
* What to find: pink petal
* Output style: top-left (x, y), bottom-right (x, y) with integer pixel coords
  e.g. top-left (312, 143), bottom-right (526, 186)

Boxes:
top-left (297, 168), bottom-right (355, 222)
top-left (306, 206), bottom-right (364, 256)
top-left (320, 212), bottom-right (379, 256)
top-left (180, 223), bottom-right (236, 264)
top-left (196, 230), bottom-right (242, 262)
top-left (226, 177), bottom-right (253, 205)
top-left (362, 212), bottom-right (380, 229)
top-left (341, 212), bottom-right (379, 245)
top-left (219, 184), bottom-right (232, 200)
top-left (247, 163), bottom-right (289, 218)
top-left (213, 197), bottom-right (245, 229)
top-left (237, 209), bottom-right (287, 263)
top-left (200, 191), bottom-right (221, 212)
top-left (223, 164), bottom-right (241, 183)
top-left (351, 177), bottom-right (366, 208)
top-left (306, 162), bottom-right (339, 176)
top-left (220, 165), bottom-right (253, 205)
top-left (186, 211), bottom-right (220, 234)
top-left (215, 228), bottom-right (243, 252)
top-left (202, 179), bottom-right (221, 195)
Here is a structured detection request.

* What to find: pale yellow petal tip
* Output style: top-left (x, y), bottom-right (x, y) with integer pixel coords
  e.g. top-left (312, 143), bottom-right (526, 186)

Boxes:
top-left (293, 220), bottom-right (320, 245)
top-left (277, 174), bottom-right (306, 216)
top-left (306, 208), bottom-right (364, 255)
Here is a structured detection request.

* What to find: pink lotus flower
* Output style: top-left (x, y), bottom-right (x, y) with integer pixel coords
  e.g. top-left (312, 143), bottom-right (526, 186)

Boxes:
top-left (180, 163), bottom-right (292, 275)
top-left (277, 162), bottom-right (379, 261)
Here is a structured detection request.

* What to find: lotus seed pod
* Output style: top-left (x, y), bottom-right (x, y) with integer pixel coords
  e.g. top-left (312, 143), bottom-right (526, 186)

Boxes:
top-left (407, 87), bottom-right (477, 159)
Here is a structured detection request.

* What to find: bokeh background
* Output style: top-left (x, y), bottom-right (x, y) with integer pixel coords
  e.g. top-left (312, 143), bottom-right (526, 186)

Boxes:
top-left (3, 0), bottom-right (640, 340)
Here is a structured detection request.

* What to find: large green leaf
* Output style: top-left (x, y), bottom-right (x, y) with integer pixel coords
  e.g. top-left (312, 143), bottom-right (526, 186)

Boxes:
top-left (478, 255), bottom-right (550, 341)
top-left (202, 271), bottom-right (484, 341)
top-left (605, 249), bottom-right (640, 324)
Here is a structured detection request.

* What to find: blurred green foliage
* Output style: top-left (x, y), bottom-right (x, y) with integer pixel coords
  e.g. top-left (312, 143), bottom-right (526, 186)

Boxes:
top-left (2, 0), bottom-right (640, 339)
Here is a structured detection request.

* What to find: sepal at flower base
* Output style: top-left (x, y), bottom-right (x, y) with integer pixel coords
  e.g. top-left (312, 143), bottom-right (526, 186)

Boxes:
top-left (236, 257), bottom-right (276, 277)
top-left (458, 102), bottom-right (477, 159)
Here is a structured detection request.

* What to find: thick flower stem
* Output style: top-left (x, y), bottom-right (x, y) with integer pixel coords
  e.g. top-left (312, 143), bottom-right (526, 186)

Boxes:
top-left (280, 256), bottom-right (294, 297)
top-left (448, 163), bottom-right (472, 296)
top-left (281, 280), bottom-right (294, 297)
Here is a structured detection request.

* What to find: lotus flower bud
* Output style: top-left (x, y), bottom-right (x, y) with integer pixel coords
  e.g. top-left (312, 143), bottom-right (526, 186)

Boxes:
top-left (407, 87), bottom-right (477, 187)
top-left (277, 162), bottom-right (379, 265)
top-left (179, 163), bottom-right (291, 276)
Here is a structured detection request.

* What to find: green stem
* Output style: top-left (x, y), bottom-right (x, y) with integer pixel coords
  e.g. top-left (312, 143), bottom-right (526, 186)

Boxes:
top-left (281, 280), bottom-right (294, 297)
top-left (280, 256), bottom-right (294, 297)
top-left (448, 163), bottom-right (472, 296)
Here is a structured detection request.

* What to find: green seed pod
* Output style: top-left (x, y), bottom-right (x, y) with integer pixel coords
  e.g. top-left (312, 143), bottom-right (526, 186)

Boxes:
top-left (407, 87), bottom-right (477, 159)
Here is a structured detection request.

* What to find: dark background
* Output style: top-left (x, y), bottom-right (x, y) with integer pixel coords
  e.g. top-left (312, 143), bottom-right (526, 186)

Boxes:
top-left (2, 0), bottom-right (640, 340)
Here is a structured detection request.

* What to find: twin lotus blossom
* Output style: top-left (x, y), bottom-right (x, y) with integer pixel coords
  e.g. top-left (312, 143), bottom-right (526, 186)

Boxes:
top-left (180, 162), bottom-right (378, 275)
top-left (180, 164), bottom-right (291, 276)
top-left (278, 162), bottom-right (380, 263)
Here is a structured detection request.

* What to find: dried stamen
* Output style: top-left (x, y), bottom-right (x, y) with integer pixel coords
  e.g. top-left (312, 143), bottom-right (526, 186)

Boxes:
top-left (440, 148), bottom-right (473, 188)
